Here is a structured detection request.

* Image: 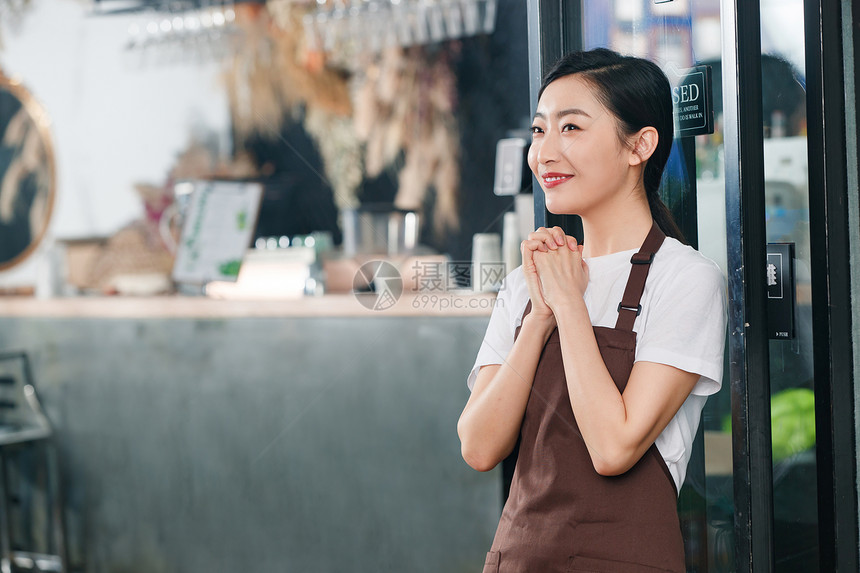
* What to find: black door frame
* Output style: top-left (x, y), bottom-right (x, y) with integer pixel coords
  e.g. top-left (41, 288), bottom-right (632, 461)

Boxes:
top-left (525, 1), bottom-right (859, 571)
top-left (804, 0), bottom-right (859, 570)
top-left (720, 1), bottom-right (775, 570)
top-left (526, 0), bottom-right (582, 238)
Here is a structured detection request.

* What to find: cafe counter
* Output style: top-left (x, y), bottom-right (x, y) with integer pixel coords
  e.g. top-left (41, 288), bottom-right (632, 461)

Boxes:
top-left (0, 292), bottom-right (498, 318)
top-left (0, 293), bottom-right (500, 573)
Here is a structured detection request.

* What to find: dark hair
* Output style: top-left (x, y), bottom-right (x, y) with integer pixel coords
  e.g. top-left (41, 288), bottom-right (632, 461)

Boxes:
top-left (539, 48), bottom-right (684, 242)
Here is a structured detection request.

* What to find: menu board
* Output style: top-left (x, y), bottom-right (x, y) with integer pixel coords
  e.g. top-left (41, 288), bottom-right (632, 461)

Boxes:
top-left (172, 180), bottom-right (263, 285)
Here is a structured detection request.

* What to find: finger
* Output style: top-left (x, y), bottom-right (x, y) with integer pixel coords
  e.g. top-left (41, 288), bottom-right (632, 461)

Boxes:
top-left (522, 238), bottom-right (537, 251)
top-left (528, 227), bottom-right (550, 240)
top-left (529, 228), bottom-right (559, 250)
top-left (519, 252), bottom-right (552, 310)
top-left (525, 230), bottom-right (549, 244)
top-left (520, 244), bottom-right (533, 266)
top-left (520, 245), bottom-right (538, 274)
top-left (551, 226), bottom-right (566, 246)
top-left (566, 236), bottom-right (578, 251)
top-left (522, 238), bottom-right (549, 252)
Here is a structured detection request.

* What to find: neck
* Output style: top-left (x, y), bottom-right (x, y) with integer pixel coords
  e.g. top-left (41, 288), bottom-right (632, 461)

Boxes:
top-left (580, 188), bottom-right (654, 258)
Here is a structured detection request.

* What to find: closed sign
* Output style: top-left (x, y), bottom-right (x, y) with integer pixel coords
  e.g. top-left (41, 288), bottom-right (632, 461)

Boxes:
top-left (667, 64), bottom-right (714, 138)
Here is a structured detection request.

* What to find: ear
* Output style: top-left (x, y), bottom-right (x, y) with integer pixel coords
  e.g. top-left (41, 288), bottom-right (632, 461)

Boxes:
top-left (628, 127), bottom-right (659, 166)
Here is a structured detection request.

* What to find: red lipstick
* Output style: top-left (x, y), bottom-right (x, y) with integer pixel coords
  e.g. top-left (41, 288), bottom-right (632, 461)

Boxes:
top-left (541, 172), bottom-right (573, 189)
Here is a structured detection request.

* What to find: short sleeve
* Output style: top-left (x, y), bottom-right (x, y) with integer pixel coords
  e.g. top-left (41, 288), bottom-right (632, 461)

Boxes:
top-left (635, 259), bottom-right (728, 396)
top-left (466, 268), bottom-right (526, 391)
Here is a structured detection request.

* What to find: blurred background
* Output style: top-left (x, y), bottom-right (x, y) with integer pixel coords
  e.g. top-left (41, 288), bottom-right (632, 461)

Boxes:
top-left (0, 0), bottom-right (855, 572)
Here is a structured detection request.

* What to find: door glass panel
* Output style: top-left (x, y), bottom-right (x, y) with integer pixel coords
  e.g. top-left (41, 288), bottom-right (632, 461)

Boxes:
top-left (582, 1), bottom-right (732, 570)
top-left (583, 1), bottom-right (823, 571)
top-left (760, 1), bottom-right (819, 570)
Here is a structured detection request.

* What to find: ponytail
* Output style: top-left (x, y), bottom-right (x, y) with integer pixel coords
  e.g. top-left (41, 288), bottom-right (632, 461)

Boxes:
top-left (647, 191), bottom-right (685, 243)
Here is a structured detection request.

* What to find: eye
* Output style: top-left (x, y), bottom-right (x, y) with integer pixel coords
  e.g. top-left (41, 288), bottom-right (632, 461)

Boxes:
top-left (530, 125), bottom-right (544, 136)
top-left (562, 123), bottom-right (580, 132)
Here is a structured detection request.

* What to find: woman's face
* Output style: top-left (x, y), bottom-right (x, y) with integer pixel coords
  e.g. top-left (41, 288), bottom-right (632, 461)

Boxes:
top-left (527, 74), bottom-right (634, 216)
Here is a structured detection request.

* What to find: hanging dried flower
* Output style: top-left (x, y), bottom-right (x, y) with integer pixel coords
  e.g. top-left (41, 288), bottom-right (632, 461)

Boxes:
top-left (224, 1), bottom-right (461, 237)
top-left (357, 45), bottom-right (460, 235)
top-left (225, 3), bottom-right (352, 139)
top-left (302, 107), bottom-right (363, 211)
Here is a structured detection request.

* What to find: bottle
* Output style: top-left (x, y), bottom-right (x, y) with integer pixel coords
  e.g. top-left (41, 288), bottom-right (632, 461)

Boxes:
top-left (472, 233), bottom-right (503, 292)
top-left (503, 211), bottom-right (521, 275)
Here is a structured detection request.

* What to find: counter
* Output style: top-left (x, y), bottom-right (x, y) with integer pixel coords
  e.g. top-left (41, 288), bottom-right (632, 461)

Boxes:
top-left (0, 292), bottom-right (498, 318)
top-left (0, 296), bottom-right (500, 573)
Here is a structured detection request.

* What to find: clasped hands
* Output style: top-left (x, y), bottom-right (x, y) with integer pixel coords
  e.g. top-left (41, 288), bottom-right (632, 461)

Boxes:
top-left (520, 226), bottom-right (589, 322)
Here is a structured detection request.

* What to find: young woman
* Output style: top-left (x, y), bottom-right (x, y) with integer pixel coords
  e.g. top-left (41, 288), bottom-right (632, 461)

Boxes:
top-left (457, 48), bottom-right (727, 572)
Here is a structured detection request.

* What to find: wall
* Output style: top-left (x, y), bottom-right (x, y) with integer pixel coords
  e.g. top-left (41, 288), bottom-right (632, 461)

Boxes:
top-left (0, 0), bottom-right (230, 285)
top-left (447, 0), bottom-right (531, 265)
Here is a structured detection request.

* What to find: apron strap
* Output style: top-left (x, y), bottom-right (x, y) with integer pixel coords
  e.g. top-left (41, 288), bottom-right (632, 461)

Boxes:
top-left (614, 221), bottom-right (666, 332)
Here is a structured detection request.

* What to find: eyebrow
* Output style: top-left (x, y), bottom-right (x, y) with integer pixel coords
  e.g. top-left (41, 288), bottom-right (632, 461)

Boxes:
top-left (533, 108), bottom-right (593, 121)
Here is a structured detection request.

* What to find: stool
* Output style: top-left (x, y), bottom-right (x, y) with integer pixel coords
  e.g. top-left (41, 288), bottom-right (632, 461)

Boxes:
top-left (0, 352), bottom-right (66, 573)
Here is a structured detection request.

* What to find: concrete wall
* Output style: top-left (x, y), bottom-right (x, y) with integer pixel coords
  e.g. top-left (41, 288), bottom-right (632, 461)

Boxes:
top-left (0, 314), bottom-right (499, 573)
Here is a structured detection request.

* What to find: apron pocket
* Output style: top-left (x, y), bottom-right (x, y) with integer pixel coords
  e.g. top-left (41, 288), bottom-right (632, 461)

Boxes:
top-left (567, 554), bottom-right (674, 572)
top-left (482, 551), bottom-right (500, 573)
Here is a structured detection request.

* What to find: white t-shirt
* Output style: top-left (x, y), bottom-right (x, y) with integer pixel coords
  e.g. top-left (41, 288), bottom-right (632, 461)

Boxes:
top-left (467, 237), bottom-right (727, 492)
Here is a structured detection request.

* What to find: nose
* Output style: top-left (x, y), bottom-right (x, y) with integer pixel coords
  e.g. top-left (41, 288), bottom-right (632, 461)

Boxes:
top-left (528, 135), bottom-right (556, 179)
top-left (534, 128), bottom-right (562, 167)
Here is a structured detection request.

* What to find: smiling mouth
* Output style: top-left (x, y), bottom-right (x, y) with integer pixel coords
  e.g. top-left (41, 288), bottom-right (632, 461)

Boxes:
top-left (541, 174), bottom-right (573, 188)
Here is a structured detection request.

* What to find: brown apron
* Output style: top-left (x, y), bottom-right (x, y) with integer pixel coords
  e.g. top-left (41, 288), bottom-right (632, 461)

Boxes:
top-left (483, 222), bottom-right (685, 573)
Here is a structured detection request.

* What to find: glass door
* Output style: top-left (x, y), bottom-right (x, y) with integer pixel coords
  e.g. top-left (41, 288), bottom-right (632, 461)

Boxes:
top-left (758, 3), bottom-right (819, 569)
top-left (527, 0), bottom-right (858, 570)
top-left (580, 1), bottom-right (736, 569)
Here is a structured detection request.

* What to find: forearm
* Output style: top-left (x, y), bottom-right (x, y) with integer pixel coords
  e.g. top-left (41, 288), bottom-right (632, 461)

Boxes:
top-left (457, 315), bottom-right (555, 471)
top-left (553, 299), bottom-right (638, 474)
